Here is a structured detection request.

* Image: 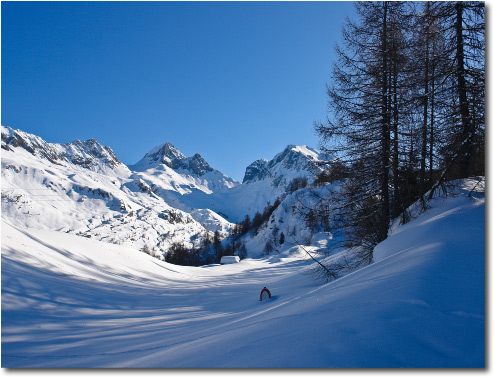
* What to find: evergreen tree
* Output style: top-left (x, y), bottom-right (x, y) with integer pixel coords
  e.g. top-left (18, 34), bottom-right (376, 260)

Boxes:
top-left (241, 214), bottom-right (251, 234)
top-left (165, 242), bottom-right (189, 265)
top-left (263, 241), bottom-right (273, 256)
top-left (238, 244), bottom-right (248, 260)
top-left (252, 211), bottom-right (263, 230)
top-left (279, 232), bottom-right (285, 246)
top-left (213, 230), bottom-right (222, 263)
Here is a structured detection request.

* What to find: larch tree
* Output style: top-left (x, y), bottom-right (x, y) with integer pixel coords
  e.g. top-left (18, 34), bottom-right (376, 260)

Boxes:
top-left (315, 1), bottom-right (410, 254)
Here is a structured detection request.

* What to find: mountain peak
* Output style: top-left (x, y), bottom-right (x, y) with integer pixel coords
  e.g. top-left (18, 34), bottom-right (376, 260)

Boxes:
top-left (133, 143), bottom-right (223, 179)
top-left (243, 159), bottom-right (269, 183)
top-left (242, 144), bottom-right (327, 185)
top-left (142, 142), bottom-right (186, 167)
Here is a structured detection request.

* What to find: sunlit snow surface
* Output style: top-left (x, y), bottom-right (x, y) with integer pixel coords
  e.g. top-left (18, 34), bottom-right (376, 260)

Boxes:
top-left (1, 180), bottom-right (484, 367)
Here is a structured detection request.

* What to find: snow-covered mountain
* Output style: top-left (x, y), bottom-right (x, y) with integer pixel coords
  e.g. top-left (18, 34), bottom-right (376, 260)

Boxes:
top-left (1, 126), bottom-right (234, 258)
top-left (242, 144), bottom-right (328, 185)
top-left (126, 141), bottom-right (240, 227)
top-left (130, 141), bottom-right (238, 192)
top-left (198, 144), bottom-right (331, 222)
top-left (126, 141), bottom-right (331, 224)
top-left (1, 125), bottom-right (333, 260)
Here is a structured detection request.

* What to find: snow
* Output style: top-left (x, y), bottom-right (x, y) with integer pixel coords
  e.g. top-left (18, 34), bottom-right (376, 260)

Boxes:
top-left (1, 180), bottom-right (484, 367)
top-left (291, 145), bottom-right (321, 160)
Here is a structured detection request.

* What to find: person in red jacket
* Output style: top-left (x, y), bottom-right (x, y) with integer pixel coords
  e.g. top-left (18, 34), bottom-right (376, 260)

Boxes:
top-left (260, 287), bottom-right (271, 301)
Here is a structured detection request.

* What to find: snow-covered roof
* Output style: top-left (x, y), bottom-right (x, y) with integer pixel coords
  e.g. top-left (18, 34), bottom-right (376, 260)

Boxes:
top-left (220, 256), bottom-right (240, 264)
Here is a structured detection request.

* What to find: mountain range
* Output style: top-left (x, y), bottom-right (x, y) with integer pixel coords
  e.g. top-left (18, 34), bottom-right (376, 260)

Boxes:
top-left (1, 125), bottom-right (330, 258)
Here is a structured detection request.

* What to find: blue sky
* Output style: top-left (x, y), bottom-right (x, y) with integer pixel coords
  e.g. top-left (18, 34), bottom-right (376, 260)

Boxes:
top-left (2, 1), bottom-right (354, 181)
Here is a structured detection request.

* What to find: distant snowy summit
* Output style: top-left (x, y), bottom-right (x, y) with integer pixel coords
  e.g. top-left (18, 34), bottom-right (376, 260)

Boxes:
top-left (1, 125), bottom-right (128, 176)
top-left (243, 144), bottom-right (330, 185)
top-left (129, 141), bottom-right (239, 194)
top-left (132, 142), bottom-right (218, 177)
top-left (201, 144), bottom-right (333, 222)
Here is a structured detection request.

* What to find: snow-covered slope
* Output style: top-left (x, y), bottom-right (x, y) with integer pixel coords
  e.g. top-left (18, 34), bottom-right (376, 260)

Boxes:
top-left (237, 184), bottom-right (335, 258)
top-left (1, 179), bottom-right (484, 367)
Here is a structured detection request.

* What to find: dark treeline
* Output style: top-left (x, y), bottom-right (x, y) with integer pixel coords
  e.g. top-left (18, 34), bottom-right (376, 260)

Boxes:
top-left (162, 230), bottom-right (224, 266)
top-left (314, 1), bottom-right (484, 258)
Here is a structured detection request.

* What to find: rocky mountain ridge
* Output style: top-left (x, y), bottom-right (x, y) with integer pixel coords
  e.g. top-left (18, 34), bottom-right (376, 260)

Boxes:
top-left (1, 126), bottom-right (126, 174)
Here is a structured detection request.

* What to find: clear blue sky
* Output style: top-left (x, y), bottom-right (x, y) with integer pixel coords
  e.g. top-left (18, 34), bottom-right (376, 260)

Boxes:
top-left (2, 1), bottom-right (354, 181)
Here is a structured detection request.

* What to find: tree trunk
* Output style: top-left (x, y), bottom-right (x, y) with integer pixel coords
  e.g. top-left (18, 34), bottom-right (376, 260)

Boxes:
top-left (455, 2), bottom-right (472, 178)
top-left (420, 6), bottom-right (430, 198)
top-left (380, 1), bottom-right (390, 240)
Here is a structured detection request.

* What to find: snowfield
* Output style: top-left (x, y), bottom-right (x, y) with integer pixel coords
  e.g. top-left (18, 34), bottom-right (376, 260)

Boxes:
top-left (1, 180), bottom-right (484, 368)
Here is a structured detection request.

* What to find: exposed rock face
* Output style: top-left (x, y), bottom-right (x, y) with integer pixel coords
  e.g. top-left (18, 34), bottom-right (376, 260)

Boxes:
top-left (180, 153), bottom-right (214, 176)
top-left (243, 159), bottom-right (268, 183)
top-left (144, 142), bottom-right (186, 167)
top-left (63, 139), bottom-right (122, 169)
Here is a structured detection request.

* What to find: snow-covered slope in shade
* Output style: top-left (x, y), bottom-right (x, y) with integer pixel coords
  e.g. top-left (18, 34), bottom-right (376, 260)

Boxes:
top-left (241, 184), bottom-right (336, 258)
top-left (1, 178), bottom-right (484, 367)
